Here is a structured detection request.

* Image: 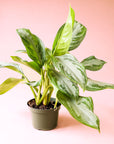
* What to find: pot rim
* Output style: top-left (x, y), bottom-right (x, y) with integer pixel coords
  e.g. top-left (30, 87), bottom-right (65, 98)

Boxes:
top-left (27, 98), bottom-right (61, 113)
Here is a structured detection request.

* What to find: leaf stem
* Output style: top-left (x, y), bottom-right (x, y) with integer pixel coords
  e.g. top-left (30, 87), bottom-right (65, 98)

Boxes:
top-left (43, 69), bottom-right (49, 105)
top-left (23, 74), bottom-right (37, 101)
top-left (36, 81), bottom-right (42, 105)
top-left (47, 87), bottom-right (54, 104)
top-left (30, 86), bottom-right (37, 101)
top-left (54, 97), bottom-right (58, 108)
top-left (38, 85), bottom-right (53, 105)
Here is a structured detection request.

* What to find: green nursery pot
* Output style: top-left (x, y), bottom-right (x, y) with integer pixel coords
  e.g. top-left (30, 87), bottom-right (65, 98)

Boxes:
top-left (27, 98), bottom-right (61, 130)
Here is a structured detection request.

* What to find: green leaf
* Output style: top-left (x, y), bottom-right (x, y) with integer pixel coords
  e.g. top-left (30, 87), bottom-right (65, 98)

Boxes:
top-left (16, 50), bottom-right (27, 53)
top-left (52, 24), bottom-right (65, 54)
top-left (26, 79), bottom-right (41, 87)
top-left (52, 21), bottom-right (87, 52)
top-left (86, 78), bottom-right (114, 91)
top-left (0, 62), bottom-right (23, 74)
top-left (52, 6), bottom-right (75, 56)
top-left (11, 56), bottom-right (41, 74)
top-left (0, 78), bottom-right (23, 95)
top-left (45, 48), bottom-right (52, 61)
top-left (48, 69), bottom-right (79, 99)
top-left (57, 90), bottom-right (100, 131)
top-left (81, 56), bottom-right (106, 71)
top-left (52, 54), bottom-right (87, 90)
top-left (69, 21), bottom-right (87, 51)
top-left (79, 96), bottom-right (94, 112)
top-left (16, 28), bottom-right (45, 66)
top-left (45, 48), bottom-right (55, 69)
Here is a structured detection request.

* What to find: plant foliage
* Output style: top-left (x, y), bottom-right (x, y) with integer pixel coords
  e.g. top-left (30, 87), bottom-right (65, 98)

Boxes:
top-left (0, 6), bottom-right (114, 131)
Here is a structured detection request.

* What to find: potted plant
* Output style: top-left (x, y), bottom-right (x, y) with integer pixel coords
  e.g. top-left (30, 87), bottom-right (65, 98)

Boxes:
top-left (0, 6), bottom-right (114, 131)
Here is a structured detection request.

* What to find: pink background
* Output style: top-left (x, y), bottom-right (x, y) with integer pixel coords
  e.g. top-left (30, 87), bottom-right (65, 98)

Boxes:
top-left (0, 0), bottom-right (114, 144)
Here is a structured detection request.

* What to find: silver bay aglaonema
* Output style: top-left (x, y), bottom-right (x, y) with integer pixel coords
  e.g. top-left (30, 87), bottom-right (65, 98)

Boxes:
top-left (0, 6), bottom-right (114, 131)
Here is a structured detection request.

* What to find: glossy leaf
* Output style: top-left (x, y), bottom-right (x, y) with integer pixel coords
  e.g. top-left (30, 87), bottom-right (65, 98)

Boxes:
top-left (69, 21), bottom-right (87, 51)
top-left (52, 54), bottom-right (87, 90)
top-left (16, 28), bottom-right (45, 66)
top-left (11, 56), bottom-right (41, 74)
top-left (52, 7), bottom-right (75, 56)
top-left (48, 69), bottom-right (79, 99)
top-left (0, 78), bottom-right (23, 95)
top-left (86, 78), bottom-right (114, 91)
top-left (79, 96), bottom-right (94, 112)
top-left (45, 48), bottom-right (52, 61)
top-left (52, 21), bottom-right (87, 52)
top-left (81, 56), bottom-right (106, 71)
top-left (45, 48), bottom-right (55, 69)
top-left (0, 62), bottom-right (23, 74)
top-left (52, 24), bottom-right (65, 54)
top-left (57, 90), bottom-right (100, 131)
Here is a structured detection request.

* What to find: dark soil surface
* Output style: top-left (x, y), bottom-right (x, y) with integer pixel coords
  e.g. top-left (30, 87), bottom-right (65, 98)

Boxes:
top-left (27, 99), bottom-right (61, 110)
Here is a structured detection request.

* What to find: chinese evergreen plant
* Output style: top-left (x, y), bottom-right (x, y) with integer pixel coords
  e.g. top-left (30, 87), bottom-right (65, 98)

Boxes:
top-left (0, 6), bottom-right (114, 131)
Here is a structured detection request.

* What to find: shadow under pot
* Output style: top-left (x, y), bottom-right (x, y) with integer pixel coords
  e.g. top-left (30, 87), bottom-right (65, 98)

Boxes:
top-left (27, 98), bottom-right (61, 130)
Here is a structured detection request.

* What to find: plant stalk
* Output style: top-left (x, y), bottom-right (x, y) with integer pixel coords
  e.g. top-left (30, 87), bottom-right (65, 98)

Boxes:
top-left (38, 85), bottom-right (53, 105)
top-left (23, 74), bottom-right (37, 101)
top-left (54, 97), bottom-right (58, 108)
top-left (47, 87), bottom-right (54, 104)
top-left (36, 81), bottom-right (42, 105)
top-left (43, 66), bottom-right (50, 105)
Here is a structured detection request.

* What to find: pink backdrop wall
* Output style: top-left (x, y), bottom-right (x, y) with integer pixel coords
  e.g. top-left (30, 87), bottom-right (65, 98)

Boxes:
top-left (0, 0), bottom-right (114, 144)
